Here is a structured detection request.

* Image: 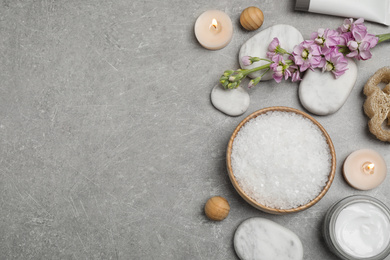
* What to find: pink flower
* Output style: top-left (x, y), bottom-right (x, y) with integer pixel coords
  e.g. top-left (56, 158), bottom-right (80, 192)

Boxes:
top-left (292, 40), bottom-right (322, 72)
top-left (322, 48), bottom-right (348, 78)
top-left (270, 55), bottom-right (291, 83)
top-left (267, 37), bottom-right (281, 59)
top-left (268, 37), bottom-right (280, 51)
top-left (346, 27), bottom-right (378, 60)
top-left (338, 18), bottom-right (365, 33)
top-left (288, 64), bottom-right (301, 82)
top-left (337, 17), bottom-right (378, 60)
top-left (339, 31), bottom-right (353, 46)
top-left (311, 28), bottom-right (340, 49)
top-left (241, 56), bottom-right (252, 66)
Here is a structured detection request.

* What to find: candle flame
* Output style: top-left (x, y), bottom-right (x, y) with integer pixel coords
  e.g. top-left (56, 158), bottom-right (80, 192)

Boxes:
top-left (362, 162), bottom-right (375, 175)
top-left (211, 19), bottom-right (218, 29)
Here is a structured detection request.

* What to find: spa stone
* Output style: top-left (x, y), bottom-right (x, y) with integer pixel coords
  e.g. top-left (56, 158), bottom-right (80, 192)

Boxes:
top-left (211, 85), bottom-right (250, 116)
top-left (234, 218), bottom-right (303, 260)
top-left (239, 24), bottom-right (304, 81)
top-left (299, 59), bottom-right (357, 116)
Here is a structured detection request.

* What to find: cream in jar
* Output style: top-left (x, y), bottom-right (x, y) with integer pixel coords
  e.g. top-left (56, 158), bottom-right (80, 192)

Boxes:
top-left (324, 195), bottom-right (390, 260)
top-left (336, 202), bottom-right (390, 258)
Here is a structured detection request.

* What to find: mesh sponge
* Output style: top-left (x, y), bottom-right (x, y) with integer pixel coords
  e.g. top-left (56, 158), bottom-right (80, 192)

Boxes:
top-left (363, 67), bottom-right (390, 142)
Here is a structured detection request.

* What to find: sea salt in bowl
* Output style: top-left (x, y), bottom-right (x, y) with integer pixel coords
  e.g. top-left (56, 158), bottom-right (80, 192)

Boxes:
top-left (226, 106), bottom-right (336, 214)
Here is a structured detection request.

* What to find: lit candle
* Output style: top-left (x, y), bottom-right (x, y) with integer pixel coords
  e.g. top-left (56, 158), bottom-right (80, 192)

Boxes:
top-left (343, 149), bottom-right (387, 190)
top-left (194, 10), bottom-right (233, 50)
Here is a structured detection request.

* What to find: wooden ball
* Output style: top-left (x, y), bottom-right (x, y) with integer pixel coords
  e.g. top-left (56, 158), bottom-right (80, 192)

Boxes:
top-left (240, 6), bottom-right (264, 31)
top-left (204, 196), bottom-right (230, 221)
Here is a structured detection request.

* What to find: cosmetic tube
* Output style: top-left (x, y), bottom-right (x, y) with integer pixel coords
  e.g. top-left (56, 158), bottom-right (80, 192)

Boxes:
top-left (296, 0), bottom-right (390, 26)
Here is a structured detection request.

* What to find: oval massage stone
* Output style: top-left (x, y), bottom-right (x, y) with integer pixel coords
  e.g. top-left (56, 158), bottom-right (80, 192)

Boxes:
top-left (239, 24), bottom-right (304, 81)
top-left (299, 59), bottom-right (357, 116)
top-left (211, 85), bottom-right (250, 116)
top-left (234, 218), bottom-right (303, 260)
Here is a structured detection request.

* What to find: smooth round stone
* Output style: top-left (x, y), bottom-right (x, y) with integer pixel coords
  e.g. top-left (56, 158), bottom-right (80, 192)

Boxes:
top-left (211, 85), bottom-right (250, 116)
top-left (299, 59), bottom-right (358, 116)
top-left (234, 218), bottom-right (303, 260)
top-left (239, 24), bottom-right (304, 80)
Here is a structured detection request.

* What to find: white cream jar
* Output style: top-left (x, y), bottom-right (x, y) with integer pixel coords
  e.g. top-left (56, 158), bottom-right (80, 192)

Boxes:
top-left (323, 195), bottom-right (390, 260)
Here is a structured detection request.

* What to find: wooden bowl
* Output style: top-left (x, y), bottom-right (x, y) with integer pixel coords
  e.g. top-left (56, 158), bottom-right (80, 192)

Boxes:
top-left (226, 106), bottom-right (336, 214)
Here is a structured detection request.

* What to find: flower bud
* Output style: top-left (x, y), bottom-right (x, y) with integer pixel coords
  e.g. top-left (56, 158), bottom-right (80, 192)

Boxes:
top-left (248, 76), bottom-right (261, 88)
top-left (221, 80), bottom-right (229, 88)
top-left (223, 70), bottom-right (234, 77)
top-left (347, 41), bottom-right (359, 51)
top-left (228, 82), bottom-right (238, 89)
top-left (241, 56), bottom-right (252, 66)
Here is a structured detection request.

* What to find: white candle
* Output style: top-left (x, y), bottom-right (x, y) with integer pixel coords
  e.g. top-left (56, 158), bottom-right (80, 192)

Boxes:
top-left (343, 149), bottom-right (387, 190)
top-left (194, 10), bottom-right (233, 50)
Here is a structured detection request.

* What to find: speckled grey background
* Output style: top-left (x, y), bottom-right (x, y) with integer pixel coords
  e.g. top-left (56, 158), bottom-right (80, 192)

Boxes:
top-left (1, 1), bottom-right (389, 259)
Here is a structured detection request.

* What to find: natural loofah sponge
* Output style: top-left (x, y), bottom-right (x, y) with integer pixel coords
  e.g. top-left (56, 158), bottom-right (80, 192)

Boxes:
top-left (363, 67), bottom-right (390, 142)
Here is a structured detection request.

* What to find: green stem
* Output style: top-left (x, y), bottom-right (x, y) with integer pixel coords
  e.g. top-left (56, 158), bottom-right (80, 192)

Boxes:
top-left (242, 59), bottom-right (293, 76)
top-left (260, 68), bottom-right (270, 78)
top-left (258, 58), bottom-right (272, 63)
top-left (276, 46), bottom-right (292, 56)
top-left (377, 33), bottom-right (390, 44)
top-left (242, 63), bottom-right (271, 76)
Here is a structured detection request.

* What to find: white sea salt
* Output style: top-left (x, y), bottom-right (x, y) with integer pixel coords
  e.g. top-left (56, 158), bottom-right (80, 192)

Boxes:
top-left (231, 111), bottom-right (332, 209)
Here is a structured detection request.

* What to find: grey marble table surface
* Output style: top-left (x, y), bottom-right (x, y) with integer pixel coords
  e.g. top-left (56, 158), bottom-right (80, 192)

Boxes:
top-left (1, 1), bottom-right (390, 259)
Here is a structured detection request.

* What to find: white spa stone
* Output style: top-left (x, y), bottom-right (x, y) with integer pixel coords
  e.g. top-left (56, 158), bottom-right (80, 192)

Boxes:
top-left (211, 85), bottom-right (250, 116)
top-left (239, 24), bottom-right (304, 80)
top-left (299, 59), bottom-right (358, 116)
top-left (234, 218), bottom-right (303, 260)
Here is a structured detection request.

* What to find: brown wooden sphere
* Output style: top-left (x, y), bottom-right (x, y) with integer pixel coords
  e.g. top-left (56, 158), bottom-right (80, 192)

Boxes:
top-left (240, 6), bottom-right (264, 31)
top-left (204, 196), bottom-right (230, 221)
